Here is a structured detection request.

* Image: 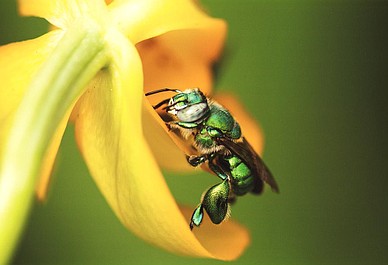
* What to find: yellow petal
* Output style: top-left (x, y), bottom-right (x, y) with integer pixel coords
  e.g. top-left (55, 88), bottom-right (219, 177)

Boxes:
top-left (180, 206), bottom-right (250, 260)
top-left (214, 92), bottom-right (265, 155)
top-left (35, 112), bottom-right (69, 201)
top-left (0, 30), bottom-right (63, 161)
top-left (72, 36), bottom-right (248, 259)
top-left (18, 0), bottom-right (107, 29)
top-left (109, 0), bottom-right (226, 45)
top-left (18, 0), bottom-right (56, 19)
top-left (139, 24), bottom-right (225, 99)
top-left (139, 23), bottom-right (226, 171)
top-left (143, 99), bottom-right (193, 171)
top-left (135, 3), bottom-right (225, 96)
top-left (0, 31), bottom-right (62, 124)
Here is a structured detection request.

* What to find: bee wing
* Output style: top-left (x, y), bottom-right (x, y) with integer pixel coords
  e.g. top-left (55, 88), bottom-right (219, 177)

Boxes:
top-left (217, 137), bottom-right (279, 193)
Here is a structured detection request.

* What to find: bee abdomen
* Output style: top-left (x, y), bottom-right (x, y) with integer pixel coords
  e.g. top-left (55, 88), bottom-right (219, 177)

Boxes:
top-left (228, 157), bottom-right (254, 196)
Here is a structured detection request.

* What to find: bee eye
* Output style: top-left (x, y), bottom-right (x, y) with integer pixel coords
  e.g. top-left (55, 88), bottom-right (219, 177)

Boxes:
top-left (176, 103), bottom-right (209, 122)
top-left (174, 101), bottom-right (188, 110)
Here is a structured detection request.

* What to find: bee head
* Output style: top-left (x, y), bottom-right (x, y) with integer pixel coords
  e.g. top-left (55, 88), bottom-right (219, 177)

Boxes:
top-left (166, 88), bottom-right (210, 122)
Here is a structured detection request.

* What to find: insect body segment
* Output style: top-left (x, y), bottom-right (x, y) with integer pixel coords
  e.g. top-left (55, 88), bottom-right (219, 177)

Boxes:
top-left (193, 102), bottom-right (241, 153)
top-left (145, 88), bottom-right (279, 230)
top-left (190, 178), bottom-right (230, 230)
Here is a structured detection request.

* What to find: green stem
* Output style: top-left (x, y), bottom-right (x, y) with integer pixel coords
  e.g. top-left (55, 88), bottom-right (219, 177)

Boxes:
top-left (0, 22), bottom-right (108, 264)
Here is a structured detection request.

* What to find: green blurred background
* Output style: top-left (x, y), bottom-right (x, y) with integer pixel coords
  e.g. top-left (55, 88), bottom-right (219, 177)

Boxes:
top-left (1, 1), bottom-right (387, 264)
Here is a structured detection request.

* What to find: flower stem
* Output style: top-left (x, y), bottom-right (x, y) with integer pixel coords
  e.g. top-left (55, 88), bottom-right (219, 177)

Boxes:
top-left (0, 22), bottom-right (108, 264)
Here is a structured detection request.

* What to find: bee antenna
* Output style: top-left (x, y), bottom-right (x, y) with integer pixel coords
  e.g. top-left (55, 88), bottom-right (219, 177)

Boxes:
top-left (145, 88), bottom-right (181, 96)
top-left (152, 98), bottom-right (170, 110)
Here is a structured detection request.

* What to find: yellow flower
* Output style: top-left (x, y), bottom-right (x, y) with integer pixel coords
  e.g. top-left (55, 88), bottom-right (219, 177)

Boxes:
top-left (0, 0), bottom-right (266, 263)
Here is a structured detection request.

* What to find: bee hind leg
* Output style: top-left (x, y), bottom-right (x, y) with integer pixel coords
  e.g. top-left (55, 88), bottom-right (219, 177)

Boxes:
top-left (202, 180), bottom-right (230, 225)
top-left (190, 204), bottom-right (204, 230)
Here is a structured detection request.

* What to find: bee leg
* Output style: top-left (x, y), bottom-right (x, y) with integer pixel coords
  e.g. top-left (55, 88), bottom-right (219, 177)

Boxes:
top-left (164, 122), bottom-right (176, 131)
top-left (151, 98), bottom-right (170, 110)
top-left (186, 154), bottom-right (208, 167)
top-left (202, 180), bottom-right (230, 225)
top-left (207, 155), bottom-right (228, 181)
top-left (166, 121), bottom-right (198, 129)
top-left (190, 204), bottom-right (204, 230)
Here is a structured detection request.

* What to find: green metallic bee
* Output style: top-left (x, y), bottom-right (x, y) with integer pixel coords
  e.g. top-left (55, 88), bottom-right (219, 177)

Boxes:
top-left (145, 88), bottom-right (279, 229)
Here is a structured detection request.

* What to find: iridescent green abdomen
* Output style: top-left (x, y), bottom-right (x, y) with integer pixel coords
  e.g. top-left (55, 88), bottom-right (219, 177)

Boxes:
top-left (223, 155), bottom-right (254, 196)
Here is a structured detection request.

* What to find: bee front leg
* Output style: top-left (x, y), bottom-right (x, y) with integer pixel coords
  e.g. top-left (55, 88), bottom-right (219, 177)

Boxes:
top-left (186, 154), bottom-right (208, 167)
top-left (166, 121), bottom-right (199, 129)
